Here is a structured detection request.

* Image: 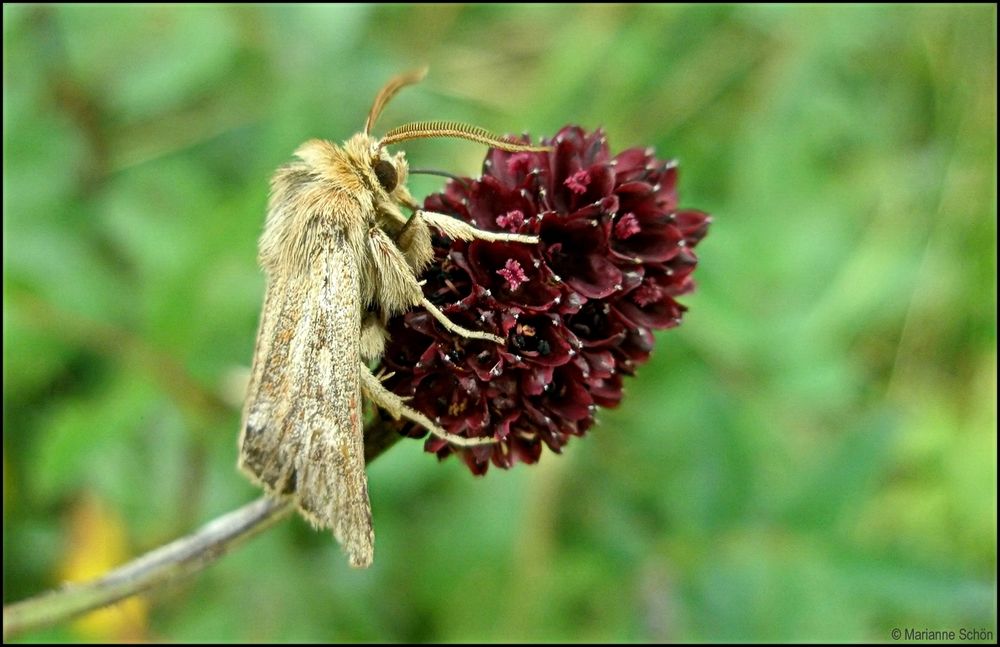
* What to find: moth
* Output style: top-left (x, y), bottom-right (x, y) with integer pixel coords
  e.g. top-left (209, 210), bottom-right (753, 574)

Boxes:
top-left (238, 69), bottom-right (545, 568)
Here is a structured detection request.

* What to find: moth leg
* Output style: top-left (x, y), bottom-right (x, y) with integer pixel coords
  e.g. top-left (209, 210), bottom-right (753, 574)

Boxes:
top-left (360, 362), bottom-right (496, 447)
top-left (368, 226), bottom-right (505, 345)
top-left (370, 366), bottom-right (407, 401)
top-left (361, 317), bottom-right (407, 401)
top-left (395, 211), bottom-right (434, 274)
top-left (416, 210), bottom-right (539, 244)
top-left (360, 313), bottom-right (388, 362)
top-left (419, 297), bottom-right (504, 345)
top-left (376, 199), bottom-right (432, 273)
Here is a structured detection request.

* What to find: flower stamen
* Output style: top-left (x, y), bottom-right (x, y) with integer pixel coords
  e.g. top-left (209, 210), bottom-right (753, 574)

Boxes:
top-left (613, 212), bottom-right (641, 239)
top-left (497, 259), bottom-right (530, 291)
top-left (632, 283), bottom-right (664, 307)
top-left (496, 210), bottom-right (526, 231)
top-left (506, 153), bottom-right (533, 176)
top-left (564, 170), bottom-right (591, 195)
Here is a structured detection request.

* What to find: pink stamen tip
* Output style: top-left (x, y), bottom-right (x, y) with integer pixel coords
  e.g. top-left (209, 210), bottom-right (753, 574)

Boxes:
top-left (497, 259), bottom-right (530, 291)
top-left (496, 209), bottom-right (526, 231)
top-left (614, 212), bottom-right (641, 239)
top-left (564, 170), bottom-right (591, 195)
top-left (506, 153), bottom-right (532, 176)
top-left (632, 283), bottom-right (664, 307)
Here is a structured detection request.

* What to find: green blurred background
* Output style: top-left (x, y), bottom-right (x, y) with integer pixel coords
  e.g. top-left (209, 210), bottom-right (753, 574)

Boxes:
top-left (3, 4), bottom-right (996, 642)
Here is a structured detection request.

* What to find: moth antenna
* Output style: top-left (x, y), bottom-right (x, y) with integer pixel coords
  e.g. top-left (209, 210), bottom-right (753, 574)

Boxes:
top-left (380, 121), bottom-right (551, 153)
top-left (365, 67), bottom-right (429, 135)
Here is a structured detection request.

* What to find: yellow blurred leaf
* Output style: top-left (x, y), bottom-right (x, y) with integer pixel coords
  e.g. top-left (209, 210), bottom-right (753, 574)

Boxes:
top-left (58, 493), bottom-right (149, 642)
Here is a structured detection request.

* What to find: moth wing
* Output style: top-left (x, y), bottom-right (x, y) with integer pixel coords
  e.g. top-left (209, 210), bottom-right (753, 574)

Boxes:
top-left (239, 229), bottom-right (373, 567)
top-left (239, 276), bottom-right (299, 494)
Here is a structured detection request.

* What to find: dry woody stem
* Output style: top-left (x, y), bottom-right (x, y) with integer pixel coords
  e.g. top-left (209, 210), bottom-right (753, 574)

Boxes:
top-left (2, 419), bottom-right (402, 640)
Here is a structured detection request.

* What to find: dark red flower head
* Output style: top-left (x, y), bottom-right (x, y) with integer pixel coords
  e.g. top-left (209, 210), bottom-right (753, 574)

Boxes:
top-left (383, 126), bottom-right (711, 474)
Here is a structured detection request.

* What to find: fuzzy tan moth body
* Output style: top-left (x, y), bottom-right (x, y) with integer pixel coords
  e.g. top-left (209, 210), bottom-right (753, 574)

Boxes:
top-left (238, 69), bottom-right (546, 568)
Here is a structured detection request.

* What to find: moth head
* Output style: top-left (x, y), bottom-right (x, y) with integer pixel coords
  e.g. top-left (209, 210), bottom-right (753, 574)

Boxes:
top-left (372, 157), bottom-right (398, 193)
top-left (368, 148), bottom-right (409, 197)
top-left (333, 134), bottom-right (408, 205)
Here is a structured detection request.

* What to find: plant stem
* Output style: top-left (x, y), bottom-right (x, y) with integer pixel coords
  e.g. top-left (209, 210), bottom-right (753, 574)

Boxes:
top-left (2, 418), bottom-right (404, 640)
